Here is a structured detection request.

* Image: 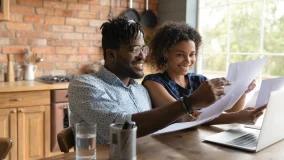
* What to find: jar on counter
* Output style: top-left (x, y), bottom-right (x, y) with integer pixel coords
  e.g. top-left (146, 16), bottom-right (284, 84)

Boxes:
top-left (15, 63), bottom-right (24, 81)
top-left (0, 63), bottom-right (5, 82)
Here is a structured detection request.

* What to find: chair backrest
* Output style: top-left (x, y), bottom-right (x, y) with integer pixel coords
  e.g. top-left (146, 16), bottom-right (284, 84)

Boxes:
top-left (57, 127), bottom-right (75, 153)
top-left (0, 138), bottom-right (13, 159)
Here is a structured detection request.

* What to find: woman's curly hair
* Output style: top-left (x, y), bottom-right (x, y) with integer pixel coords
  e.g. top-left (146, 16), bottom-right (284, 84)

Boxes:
top-left (148, 21), bottom-right (202, 71)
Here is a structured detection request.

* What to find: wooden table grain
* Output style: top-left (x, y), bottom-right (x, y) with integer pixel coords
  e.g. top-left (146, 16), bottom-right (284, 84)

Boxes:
top-left (42, 124), bottom-right (284, 160)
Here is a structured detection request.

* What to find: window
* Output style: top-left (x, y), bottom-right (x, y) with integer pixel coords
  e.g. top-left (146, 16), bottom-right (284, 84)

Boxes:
top-left (197, 0), bottom-right (284, 80)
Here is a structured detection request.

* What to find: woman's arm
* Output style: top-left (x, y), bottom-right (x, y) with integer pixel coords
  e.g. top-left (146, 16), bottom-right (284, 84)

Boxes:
top-left (143, 80), bottom-right (193, 123)
top-left (204, 105), bottom-right (266, 125)
top-left (225, 93), bottom-right (246, 112)
top-left (143, 80), bottom-right (177, 108)
top-left (226, 79), bottom-right (256, 112)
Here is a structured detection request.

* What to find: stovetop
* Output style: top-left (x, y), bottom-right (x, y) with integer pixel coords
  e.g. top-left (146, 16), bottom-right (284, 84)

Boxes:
top-left (36, 75), bottom-right (77, 84)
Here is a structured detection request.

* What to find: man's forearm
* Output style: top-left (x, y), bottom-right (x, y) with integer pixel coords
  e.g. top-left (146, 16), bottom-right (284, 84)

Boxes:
top-left (132, 100), bottom-right (185, 137)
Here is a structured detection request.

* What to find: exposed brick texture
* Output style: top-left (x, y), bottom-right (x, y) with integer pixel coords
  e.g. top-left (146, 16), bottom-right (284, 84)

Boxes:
top-left (0, 0), bottom-right (159, 76)
top-left (34, 24), bottom-right (51, 31)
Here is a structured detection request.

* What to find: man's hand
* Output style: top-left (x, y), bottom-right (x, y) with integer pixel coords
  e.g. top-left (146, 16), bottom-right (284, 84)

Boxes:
top-left (245, 79), bottom-right (256, 93)
top-left (186, 77), bottom-right (232, 109)
top-left (182, 110), bottom-right (200, 122)
top-left (235, 105), bottom-right (267, 124)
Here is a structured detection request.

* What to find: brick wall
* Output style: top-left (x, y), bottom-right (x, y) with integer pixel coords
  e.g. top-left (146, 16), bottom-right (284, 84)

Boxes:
top-left (0, 0), bottom-right (158, 77)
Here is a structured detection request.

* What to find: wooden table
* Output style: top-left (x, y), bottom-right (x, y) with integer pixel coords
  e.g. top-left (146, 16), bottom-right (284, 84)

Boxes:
top-left (43, 124), bottom-right (284, 160)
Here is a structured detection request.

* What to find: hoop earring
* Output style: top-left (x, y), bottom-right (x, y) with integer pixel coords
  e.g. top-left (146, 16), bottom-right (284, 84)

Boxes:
top-left (163, 57), bottom-right (167, 62)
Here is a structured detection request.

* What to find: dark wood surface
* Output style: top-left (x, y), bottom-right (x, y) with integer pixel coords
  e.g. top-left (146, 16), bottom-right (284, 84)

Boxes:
top-left (42, 124), bottom-right (284, 160)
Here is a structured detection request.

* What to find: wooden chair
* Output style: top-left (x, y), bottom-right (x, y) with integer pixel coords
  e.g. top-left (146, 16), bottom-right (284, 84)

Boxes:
top-left (57, 127), bottom-right (75, 153)
top-left (0, 138), bottom-right (13, 159)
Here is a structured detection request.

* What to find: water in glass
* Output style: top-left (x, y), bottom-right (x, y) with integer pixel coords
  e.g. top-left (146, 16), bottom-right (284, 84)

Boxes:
top-left (76, 122), bottom-right (97, 160)
top-left (76, 134), bottom-right (96, 159)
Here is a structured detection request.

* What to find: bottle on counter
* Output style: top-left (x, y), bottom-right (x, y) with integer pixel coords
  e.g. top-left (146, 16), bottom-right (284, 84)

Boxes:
top-left (14, 63), bottom-right (23, 81)
top-left (7, 54), bottom-right (15, 82)
top-left (0, 63), bottom-right (5, 82)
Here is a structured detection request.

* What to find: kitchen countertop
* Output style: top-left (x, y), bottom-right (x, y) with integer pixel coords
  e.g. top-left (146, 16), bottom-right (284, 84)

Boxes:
top-left (0, 81), bottom-right (69, 92)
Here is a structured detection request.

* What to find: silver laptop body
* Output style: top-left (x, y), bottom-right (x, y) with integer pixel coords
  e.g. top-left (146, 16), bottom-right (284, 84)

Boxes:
top-left (203, 89), bottom-right (284, 152)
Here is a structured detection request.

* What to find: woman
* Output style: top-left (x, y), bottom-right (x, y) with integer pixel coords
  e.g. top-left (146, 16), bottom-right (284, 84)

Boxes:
top-left (142, 22), bottom-right (264, 124)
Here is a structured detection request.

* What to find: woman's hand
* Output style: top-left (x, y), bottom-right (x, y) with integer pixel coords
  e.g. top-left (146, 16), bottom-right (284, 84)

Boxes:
top-left (234, 105), bottom-right (267, 124)
top-left (245, 79), bottom-right (256, 93)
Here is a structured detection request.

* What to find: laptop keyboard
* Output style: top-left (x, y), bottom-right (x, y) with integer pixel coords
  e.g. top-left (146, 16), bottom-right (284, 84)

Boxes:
top-left (226, 132), bottom-right (259, 148)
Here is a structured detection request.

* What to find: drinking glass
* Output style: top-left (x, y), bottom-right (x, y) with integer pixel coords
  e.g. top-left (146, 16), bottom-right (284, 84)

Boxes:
top-left (76, 122), bottom-right (97, 160)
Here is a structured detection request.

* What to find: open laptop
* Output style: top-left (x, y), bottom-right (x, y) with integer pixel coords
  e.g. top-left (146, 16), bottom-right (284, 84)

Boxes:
top-left (203, 89), bottom-right (284, 152)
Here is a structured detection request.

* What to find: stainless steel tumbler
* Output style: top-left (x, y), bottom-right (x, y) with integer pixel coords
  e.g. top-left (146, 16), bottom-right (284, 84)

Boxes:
top-left (109, 123), bottom-right (137, 160)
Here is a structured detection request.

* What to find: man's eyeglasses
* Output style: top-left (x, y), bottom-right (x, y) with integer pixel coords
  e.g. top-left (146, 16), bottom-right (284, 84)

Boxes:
top-left (124, 46), bottom-right (149, 56)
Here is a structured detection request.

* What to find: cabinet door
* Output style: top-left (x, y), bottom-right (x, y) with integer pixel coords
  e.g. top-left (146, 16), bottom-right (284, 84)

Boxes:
top-left (17, 106), bottom-right (50, 160)
top-left (0, 108), bottom-right (17, 160)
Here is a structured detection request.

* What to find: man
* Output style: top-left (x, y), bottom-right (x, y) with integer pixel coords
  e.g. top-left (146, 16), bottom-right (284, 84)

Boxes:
top-left (68, 17), bottom-right (231, 145)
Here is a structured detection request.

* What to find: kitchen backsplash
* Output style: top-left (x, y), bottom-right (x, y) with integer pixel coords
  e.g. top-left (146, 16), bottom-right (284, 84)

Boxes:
top-left (0, 0), bottom-right (158, 77)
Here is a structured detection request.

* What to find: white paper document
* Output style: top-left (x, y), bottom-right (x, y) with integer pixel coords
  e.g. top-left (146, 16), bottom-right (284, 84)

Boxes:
top-left (198, 58), bottom-right (267, 120)
top-left (152, 58), bottom-right (267, 135)
top-left (244, 76), bottom-right (284, 129)
top-left (255, 76), bottom-right (284, 108)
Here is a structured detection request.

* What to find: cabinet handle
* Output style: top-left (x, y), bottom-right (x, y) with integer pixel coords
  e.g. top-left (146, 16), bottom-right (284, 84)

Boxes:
top-left (18, 109), bottom-right (23, 113)
top-left (61, 105), bottom-right (69, 109)
top-left (10, 110), bottom-right (16, 113)
top-left (9, 98), bottom-right (23, 101)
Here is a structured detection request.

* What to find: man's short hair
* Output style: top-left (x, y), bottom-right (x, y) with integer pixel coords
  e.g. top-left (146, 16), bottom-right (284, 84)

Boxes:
top-left (100, 17), bottom-right (144, 59)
